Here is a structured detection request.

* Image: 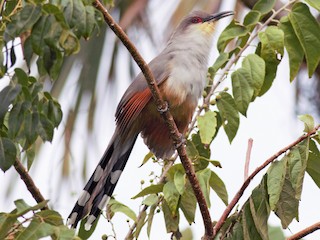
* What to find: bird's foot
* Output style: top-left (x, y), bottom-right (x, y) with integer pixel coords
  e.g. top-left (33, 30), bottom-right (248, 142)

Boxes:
top-left (175, 133), bottom-right (186, 149)
top-left (157, 101), bottom-right (169, 114)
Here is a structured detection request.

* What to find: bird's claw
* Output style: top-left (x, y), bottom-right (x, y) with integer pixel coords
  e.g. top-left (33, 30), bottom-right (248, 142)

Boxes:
top-left (158, 101), bottom-right (169, 114)
top-left (175, 133), bottom-right (186, 148)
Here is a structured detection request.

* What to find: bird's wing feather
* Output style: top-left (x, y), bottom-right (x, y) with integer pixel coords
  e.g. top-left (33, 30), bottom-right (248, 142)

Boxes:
top-left (115, 53), bottom-right (170, 134)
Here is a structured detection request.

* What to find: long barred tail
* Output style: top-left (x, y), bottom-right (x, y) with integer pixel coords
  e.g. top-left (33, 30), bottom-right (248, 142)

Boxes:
top-left (67, 133), bottom-right (138, 230)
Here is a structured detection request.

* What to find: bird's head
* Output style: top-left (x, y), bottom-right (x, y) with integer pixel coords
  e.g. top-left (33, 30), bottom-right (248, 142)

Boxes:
top-left (173, 10), bottom-right (234, 39)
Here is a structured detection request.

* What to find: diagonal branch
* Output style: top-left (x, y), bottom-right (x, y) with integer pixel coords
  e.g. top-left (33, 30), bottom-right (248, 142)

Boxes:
top-left (92, 1), bottom-right (214, 239)
top-left (212, 125), bottom-right (320, 237)
top-left (287, 221), bottom-right (320, 240)
top-left (13, 158), bottom-right (48, 209)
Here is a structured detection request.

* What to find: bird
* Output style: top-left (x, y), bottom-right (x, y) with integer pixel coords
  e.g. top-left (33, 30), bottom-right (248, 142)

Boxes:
top-left (68, 10), bottom-right (233, 230)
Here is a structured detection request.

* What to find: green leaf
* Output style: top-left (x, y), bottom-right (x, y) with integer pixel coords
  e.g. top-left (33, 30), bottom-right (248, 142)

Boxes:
top-left (14, 199), bottom-right (31, 213)
top-left (2, 0), bottom-right (19, 17)
top-left (37, 113), bottom-right (54, 142)
top-left (27, 144), bottom-right (36, 170)
top-left (242, 201), bottom-right (263, 240)
top-left (305, 0), bottom-right (320, 11)
top-left (267, 159), bottom-right (286, 210)
top-left (180, 181), bottom-right (197, 224)
top-left (31, 16), bottom-right (51, 55)
top-left (252, 0), bottom-right (276, 16)
top-left (147, 204), bottom-right (156, 238)
top-left (142, 194), bottom-right (158, 206)
top-left (249, 175), bottom-right (270, 240)
top-left (191, 132), bottom-right (211, 159)
top-left (15, 219), bottom-right (55, 239)
top-left (209, 171), bottom-right (228, 205)
top-left (216, 92), bottom-right (240, 143)
top-left (258, 26), bottom-right (284, 95)
top-left (52, 225), bottom-right (76, 240)
top-left (0, 212), bottom-right (18, 239)
top-left (131, 184), bottom-right (164, 199)
top-left (36, 210), bottom-right (64, 226)
top-left (275, 171), bottom-right (299, 229)
top-left (243, 10), bottom-right (261, 27)
top-left (225, 221), bottom-right (244, 240)
top-left (163, 181), bottom-right (180, 214)
top-left (197, 111), bottom-right (217, 144)
top-left (166, 163), bottom-right (184, 181)
top-left (4, 5), bottom-right (42, 41)
top-left (84, 6), bottom-right (97, 39)
top-left (8, 101), bottom-right (28, 139)
top-left (108, 198), bottom-right (137, 221)
top-left (134, 211), bottom-right (146, 239)
top-left (23, 110), bottom-right (39, 149)
top-left (14, 68), bottom-right (29, 86)
top-left (23, 37), bottom-right (33, 69)
top-left (0, 85), bottom-right (21, 123)
top-left (139, 151), bottom-right (154, 167)
top-left (15, 199), bottom-right (48, 215)
top-left (231, 68), bottom-right (253, 116)
top-left (279, 16), bottom-right (304, 81)
top-left (0, 137), bottom-right (17, 172)
top-left (287, 140), bottom-right (309, 200)
top-left (217, 20), bottom-right (249, 52)
top-left (268, 225), bottom-right (285, 240)
top-left (78, 214), bottom-right (100, 238)
top-left (179, 228), bottom-right (193, 240)
top-left (306, 140), bottom-right (320, 188)
top-left (242, 54), bottom-right (265, 98)
top-left (186, 140), bottom-right (199, 161)
top-left (162, 199), bottom-right (179, 233)
top-left (174, 170), bottom-right (185, 195)
top-left (208, 52), bottom-right (229, 76)
top-left (63, 0), bottom-right (87, 38)
top-left (0, 42), bottom-right (6, 78)
top-left (36, 46), bottom-right (64, 80)
top-left (42, 98), bottom-right (63, 128)
top-left (298, 114), bottom-right (315, 133)
top-left (59, 29), bottom-right (80, 55)
top-left (289, 2), bottom-right (320, 77)
top-left (196, 168), bottom-right (211, 208)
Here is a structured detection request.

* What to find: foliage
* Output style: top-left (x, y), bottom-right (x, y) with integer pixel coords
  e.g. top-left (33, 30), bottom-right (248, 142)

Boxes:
top-left (0, 199), bottom-right (76, 239)
top-left (0, 0), bottom-right (320, 239)
top-left (113, 0), bottom-right (320, 239)
top-left (0, 0), bottom-right (102, 238)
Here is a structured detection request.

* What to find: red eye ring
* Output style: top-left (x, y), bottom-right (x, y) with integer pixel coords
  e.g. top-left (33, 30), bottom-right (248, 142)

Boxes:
top-left (191, 17), bottom-right (202, 23)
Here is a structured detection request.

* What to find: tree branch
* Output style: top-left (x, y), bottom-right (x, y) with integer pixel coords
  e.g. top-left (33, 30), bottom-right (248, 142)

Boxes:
top-left (287, 222), bottom-right (320, 240)
top-left (13, 159), bottom-right (48, 209)
top-left (213, 125), bottom-right (320, 237)
top-left (244, 138), bottom-right (253, 180)
top-left (92, 1), bottom-right (214, 239)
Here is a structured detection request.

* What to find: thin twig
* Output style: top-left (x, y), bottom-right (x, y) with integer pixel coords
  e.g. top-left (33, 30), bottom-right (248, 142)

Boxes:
top-left (13, 159), bottom-right (48, 209)
top-left (125, 204), bottom-right (147, 240)
top-left (287, 222), bottom-right (320, 240)
top-left (244, 138), bottom-right (253, 180)
top-left (125, 156), bottom-right (175, 239)
top-left (213, 125), bottom-right (320, 237)
top-left (92, 1), bottom-right (214, 238)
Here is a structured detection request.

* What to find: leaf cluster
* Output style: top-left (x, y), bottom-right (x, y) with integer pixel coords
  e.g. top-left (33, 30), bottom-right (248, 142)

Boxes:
top-left (0, 199), bottom-right (76, 239)
top-left (0, 68), bottom-right (62, 171)
top-left (113, 0), bottom-right (320, 238)
top-left (223, 134), bottom-right (320, 240)
top-left (1, 0), bottom-right (103, 79)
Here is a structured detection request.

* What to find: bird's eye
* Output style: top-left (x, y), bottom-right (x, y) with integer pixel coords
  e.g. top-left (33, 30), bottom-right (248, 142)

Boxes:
top-left (191, 17), bottom-right (202, 23)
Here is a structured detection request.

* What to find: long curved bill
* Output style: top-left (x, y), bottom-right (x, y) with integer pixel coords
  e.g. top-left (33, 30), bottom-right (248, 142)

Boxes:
top-left (203, 11), bottom-right (234, 22)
